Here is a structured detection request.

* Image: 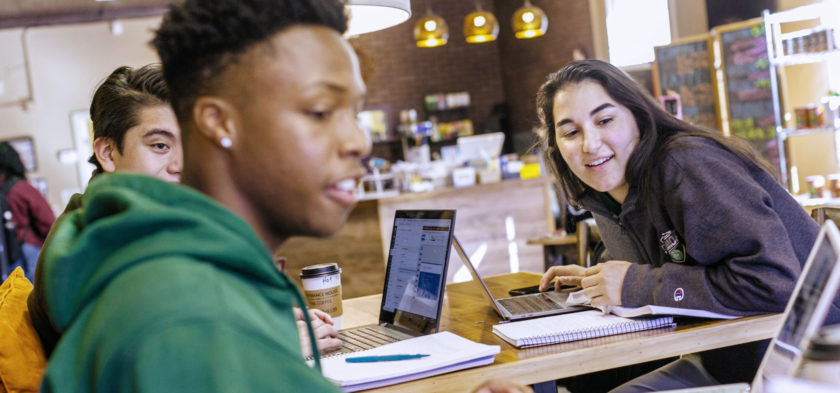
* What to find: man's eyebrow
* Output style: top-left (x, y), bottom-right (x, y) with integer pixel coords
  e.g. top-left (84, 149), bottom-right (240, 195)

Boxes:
top-left (556, 103), bottom-right (615, 128)
top-left (303, 81), bottom-right (367, 104)
top-left (303, 81), bottom-right (347, 93)
top-left (142, 129), bottom-right (176, 139)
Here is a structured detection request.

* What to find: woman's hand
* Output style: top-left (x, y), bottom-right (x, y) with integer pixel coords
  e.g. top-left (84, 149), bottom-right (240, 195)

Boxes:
top-left (580, 261), bottom-right (631, 307)
top-left (294, 307), bottom-right (342, 358)
top-left (539, 264), bottom-right (587, 291)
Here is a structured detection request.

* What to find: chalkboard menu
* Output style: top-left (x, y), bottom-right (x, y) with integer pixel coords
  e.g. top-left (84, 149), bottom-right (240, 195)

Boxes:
top-left (717, 20), bottom-right (780, 179)
top-left (653, 36), bottom-right (718, 130)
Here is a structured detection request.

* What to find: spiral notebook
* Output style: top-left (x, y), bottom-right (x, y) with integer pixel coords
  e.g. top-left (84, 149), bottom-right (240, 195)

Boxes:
top-left (492, 310), bottom-right (675, 348)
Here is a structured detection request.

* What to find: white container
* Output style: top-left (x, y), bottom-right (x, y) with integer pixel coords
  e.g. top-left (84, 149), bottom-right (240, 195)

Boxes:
top-left (299, 263), bottom-right (343, 329)
top-left (452, 166), bottom-right (476, 188)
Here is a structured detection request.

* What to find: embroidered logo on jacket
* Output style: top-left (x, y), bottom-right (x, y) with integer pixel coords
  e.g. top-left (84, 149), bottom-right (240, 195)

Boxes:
top-left (674, 288), bottom-right (684, 301)
top-left (658, 230), bottom-right (686, 263)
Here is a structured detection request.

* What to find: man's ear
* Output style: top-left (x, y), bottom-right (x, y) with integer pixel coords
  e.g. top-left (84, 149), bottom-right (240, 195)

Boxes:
top-left (92, 137), bottom-right (118, 173)
top-left (193, 97), bottom-right (238, 149)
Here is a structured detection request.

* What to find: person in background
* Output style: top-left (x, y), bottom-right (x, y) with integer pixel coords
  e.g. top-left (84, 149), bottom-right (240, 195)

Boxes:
top-left (536, 60), bottom-right (839, 392)
top-left (27, 64), bottom-right (182, 357)
top-left (26, 64), bottom-right (340, 360)
top-left (37, 1), bottom-right (528, 392)
top-left (0, 142), bottom-right (54, 282)
top-left (87, 64), bottom-right (183, 184)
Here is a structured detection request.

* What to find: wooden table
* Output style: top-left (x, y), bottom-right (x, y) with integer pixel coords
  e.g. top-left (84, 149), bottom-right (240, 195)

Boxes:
top-left (341, 272), bottom-right (783, 393)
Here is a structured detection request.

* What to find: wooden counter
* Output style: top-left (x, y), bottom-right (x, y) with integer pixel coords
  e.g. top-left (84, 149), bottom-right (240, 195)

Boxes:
top-left (277, 177), bottom-right (555, 298)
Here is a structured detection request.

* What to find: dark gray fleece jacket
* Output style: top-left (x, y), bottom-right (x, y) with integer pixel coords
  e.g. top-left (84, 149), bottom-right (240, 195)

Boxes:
top-left (577, 137), bottom-right (839, 383)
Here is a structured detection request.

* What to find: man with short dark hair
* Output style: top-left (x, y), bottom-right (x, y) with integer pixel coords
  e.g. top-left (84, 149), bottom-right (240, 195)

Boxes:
top-left (41, 0), bottom-right (364, 391)
top-left (39, 1), bottom-right (530, 392)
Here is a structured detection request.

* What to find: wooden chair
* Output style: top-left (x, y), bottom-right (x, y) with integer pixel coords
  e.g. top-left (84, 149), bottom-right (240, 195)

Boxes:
top-left (575, 218), bottom-right (599, 268)
top-left (528, 219), bottom-right (600, 270)
top-left (812, 207), bottom-right (840, 226)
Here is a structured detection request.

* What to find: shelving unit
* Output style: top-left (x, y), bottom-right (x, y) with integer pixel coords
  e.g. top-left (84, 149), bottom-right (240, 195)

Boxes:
top-left (763, 1), bottom-right (840, 190)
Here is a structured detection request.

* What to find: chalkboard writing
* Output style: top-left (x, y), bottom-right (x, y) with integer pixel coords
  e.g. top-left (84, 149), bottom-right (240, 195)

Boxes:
top-left (625, 67), bottom-right (654, 96)
top-left (654, 38), bottom-right (717, 129)
top-left (719, 22), bottom-right (780, 179)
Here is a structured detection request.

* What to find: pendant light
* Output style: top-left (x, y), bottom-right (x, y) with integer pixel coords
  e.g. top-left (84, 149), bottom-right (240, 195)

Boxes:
top-left (463, 3), bottom-right (499, 44)
top-left (512, 0), bottom-right (548, 39)
top-left (345, 0), bottom-right (412, 36)
top-left (414, 2), bottom-right (448, 48)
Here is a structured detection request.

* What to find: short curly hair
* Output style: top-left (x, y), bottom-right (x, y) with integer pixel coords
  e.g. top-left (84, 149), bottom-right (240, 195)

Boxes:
top-left (88, 64), bottom-right (169, 175)
top-left (151, 0), bottom-right (347, 120)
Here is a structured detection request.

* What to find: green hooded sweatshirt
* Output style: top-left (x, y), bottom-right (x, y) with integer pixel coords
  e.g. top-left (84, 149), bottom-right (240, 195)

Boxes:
top-left (40, 173), bottom-right (340, 392)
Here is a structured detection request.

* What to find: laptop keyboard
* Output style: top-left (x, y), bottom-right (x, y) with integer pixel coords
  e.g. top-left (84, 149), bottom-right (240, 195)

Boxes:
top-left (336, 326), bottom-right (405, 353)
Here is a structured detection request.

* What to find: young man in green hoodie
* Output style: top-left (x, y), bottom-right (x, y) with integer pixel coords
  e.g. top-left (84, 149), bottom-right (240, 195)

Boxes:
top-left (38, 0), bottom-right (361, 391)
top-left (29, 64), bottom-right (340, 361)
top-left (37, 0), bottom-right (532, 393)
top-left (37, 0), bottom-right (529, 392)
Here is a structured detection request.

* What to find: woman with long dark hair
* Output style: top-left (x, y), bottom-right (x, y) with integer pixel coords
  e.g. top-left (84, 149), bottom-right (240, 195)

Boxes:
top-left (535, 60), bottom-right (836, 391)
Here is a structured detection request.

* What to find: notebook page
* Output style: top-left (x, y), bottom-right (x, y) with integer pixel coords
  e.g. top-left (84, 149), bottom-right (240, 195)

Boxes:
top-left (607, 305), bottom-right (738, 319)
top-left (321, 331), bottom-right (500, 386)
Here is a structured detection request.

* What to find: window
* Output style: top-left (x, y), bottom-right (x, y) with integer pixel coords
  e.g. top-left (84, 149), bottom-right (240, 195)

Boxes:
top-left (605, 0), bottom-right (672, 67)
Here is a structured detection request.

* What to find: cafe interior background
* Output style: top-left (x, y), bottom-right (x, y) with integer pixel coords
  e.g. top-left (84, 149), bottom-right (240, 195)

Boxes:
top-left (1, 0), bottom-right (839, 296)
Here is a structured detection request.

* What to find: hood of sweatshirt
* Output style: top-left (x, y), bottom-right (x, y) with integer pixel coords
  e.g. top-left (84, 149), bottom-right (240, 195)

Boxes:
top-left (40, 173), bottom-right (291, 333)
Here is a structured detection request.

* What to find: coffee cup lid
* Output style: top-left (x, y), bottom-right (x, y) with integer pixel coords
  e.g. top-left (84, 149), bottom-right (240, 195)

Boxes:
top-left (300, 263), bottom-right (341, 278)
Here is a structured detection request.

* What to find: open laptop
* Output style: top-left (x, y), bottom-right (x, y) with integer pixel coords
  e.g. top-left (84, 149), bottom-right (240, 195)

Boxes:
top-left (326, 210), bottom-right (456, 357)
top-left (660, 220), bottom-right (840, 393)
top-left (452, 235), bottom-right (589, 322)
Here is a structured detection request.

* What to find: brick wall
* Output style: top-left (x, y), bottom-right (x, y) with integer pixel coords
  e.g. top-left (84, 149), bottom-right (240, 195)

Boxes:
top-left (494, 0), bottom-right (595, 141)
top-left (350, 0), bottom-right (594, 158)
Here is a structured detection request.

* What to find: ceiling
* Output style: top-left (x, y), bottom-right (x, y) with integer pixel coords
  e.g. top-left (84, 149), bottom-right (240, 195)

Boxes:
top-left (0, 0), bottom-right (175, 29)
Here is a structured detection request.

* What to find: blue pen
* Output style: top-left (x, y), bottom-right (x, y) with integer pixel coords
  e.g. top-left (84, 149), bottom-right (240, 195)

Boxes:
top-left (345, 354), bottom-right (430, 363)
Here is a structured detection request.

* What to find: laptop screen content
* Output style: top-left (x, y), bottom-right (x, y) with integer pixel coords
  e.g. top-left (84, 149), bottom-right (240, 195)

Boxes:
top-left (379, 210), bottom-right (455, 335)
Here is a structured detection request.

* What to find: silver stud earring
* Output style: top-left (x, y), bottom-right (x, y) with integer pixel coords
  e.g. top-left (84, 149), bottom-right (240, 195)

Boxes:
top-left (220, 137), bottom-right (232, 148)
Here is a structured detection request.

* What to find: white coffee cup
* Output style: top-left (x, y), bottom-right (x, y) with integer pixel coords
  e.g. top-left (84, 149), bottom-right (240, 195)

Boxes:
top-left (299, 263), bottom-right (343, 329)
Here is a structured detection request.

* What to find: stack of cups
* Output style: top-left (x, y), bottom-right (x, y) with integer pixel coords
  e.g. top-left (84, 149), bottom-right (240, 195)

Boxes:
top-left (300, 263), bottom-right (343, 329)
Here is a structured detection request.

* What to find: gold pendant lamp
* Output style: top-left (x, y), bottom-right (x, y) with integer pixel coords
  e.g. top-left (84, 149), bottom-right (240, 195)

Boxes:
top-left (463, 3), bottom-right (499, 44)
top-left (414, 3), bottom-right (449, 48)
top-left (512, 0), bottom-right (548, 39)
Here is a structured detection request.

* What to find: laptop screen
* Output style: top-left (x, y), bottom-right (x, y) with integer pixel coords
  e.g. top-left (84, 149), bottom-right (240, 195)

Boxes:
top-left (756, 220), bottom-right (840, 384)
top-left (378, 210), bottom-right (455, 334)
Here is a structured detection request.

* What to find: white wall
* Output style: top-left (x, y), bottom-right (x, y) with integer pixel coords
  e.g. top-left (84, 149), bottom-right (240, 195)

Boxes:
top-left (668, 0), bottom-right (709, 40)
top-left (0, 17), bottom-right (162, 212)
